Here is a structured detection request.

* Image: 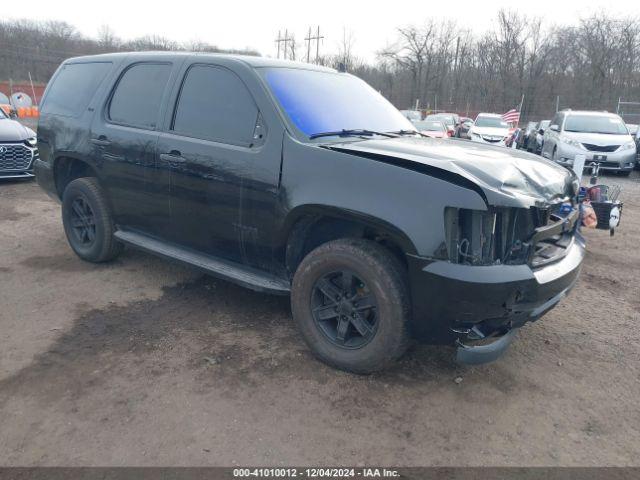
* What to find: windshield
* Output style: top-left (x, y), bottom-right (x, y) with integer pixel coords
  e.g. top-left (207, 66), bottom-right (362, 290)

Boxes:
top-left (414, 120), bottom-right (445, 132)
top-left (263, 68), bottom-right (413, 138)
top-left (564, 114), bottom-right (628, 135)
top-left (539, 120), bottom-right (550, 129)
top-left (475, 116), bottom-right (508, 128)
top-left (426, 114), bottom-right (454, 126)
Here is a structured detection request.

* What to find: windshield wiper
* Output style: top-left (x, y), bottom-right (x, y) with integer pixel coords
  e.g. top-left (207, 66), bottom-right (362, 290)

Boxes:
top-left (389, 129), bottom-right (429, 138)
top-left (309, 129), bottom-right (398, 140)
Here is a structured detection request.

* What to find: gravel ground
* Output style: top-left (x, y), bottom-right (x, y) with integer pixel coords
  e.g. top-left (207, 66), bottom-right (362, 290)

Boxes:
top-left (0, 172), bottom-right (639, 467)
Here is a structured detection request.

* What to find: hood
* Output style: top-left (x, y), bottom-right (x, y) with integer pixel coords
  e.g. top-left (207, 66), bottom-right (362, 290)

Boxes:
top-left (0, 118), bottom-right (35, 142)
top-left (470, 126), bottom-right (510, 138)
top-left (562, 131), bottom-right (633, 146)
top-left (325, 136), bottom-right (575, 208)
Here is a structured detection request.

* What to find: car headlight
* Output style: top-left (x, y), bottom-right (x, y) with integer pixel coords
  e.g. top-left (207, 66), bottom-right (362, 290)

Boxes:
top-left (561, 137), bottom-right (582, 149)
top-left (620, 141), bottom-right (636, 151)
top-left (25, 137), bottom-right (37, 147)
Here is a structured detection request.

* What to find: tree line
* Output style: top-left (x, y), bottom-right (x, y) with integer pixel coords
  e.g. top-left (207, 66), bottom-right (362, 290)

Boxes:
top-left (0, 20), bottom-right (259, 87)
top-left (1, 12), bottom-right (639, 122)
top-left (341, 11), bottom-right (640, 121)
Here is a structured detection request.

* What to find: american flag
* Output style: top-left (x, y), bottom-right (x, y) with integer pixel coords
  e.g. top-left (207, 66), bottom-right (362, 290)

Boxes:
top-left (502, 109), bottom-right (521, 124)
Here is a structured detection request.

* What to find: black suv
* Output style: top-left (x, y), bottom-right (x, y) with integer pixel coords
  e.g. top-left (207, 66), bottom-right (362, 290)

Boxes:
top-left (35, 53), bottom-right (585, 373)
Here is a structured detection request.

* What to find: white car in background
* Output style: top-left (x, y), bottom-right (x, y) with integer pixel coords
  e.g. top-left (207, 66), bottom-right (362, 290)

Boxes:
top-left (542, 110), bottom-right (636, 175)
top-left (468, 113), bottom-right (510, 147)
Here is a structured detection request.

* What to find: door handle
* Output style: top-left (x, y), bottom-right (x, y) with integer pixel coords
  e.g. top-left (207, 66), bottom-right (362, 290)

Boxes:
top-left (160, 151), bottom-right (186, 163)
top-left (91, 136), bottom-right (111, 147)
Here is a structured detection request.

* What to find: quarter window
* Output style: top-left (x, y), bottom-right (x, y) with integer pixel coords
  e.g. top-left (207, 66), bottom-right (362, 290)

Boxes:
top-left (41, 62), bottom-right (112, 117)
top-left (173, 65), bottom-right (259, 146)
top-left (109, 63), bottom-right (172, 129)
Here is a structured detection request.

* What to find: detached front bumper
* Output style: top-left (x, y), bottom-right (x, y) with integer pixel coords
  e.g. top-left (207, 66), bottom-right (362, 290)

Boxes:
top-left (407, 234), bottom-right (585, 363)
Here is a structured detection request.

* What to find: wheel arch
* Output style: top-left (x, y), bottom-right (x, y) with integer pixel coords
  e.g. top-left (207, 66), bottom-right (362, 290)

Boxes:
top-left (279, 204), bottom-right (418, 278)
top-left (53, 155), bottom-right (100, 199)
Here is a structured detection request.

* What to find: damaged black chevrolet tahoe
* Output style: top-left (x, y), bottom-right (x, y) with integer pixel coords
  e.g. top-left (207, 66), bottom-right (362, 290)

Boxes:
top-left (35, 53), bottom-right (585, 373)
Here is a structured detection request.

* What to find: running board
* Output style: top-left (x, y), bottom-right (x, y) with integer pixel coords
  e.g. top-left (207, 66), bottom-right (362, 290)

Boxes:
top-left (114, 230), bottom-right (290, 295)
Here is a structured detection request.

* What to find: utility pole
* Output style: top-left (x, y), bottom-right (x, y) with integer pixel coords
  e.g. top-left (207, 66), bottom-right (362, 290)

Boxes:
top-left (304, 26), bottom-right (324, 64)
top-left (275, 30), bottom-right (282, 59)
top-left (305, 27), bottom-right (312, 63)
top-left (555, 95), bottom-right (560, 113)
top-left (275, 30), bottom-right (293, 59)
top-left (315, 26), bottom-right (323, 63)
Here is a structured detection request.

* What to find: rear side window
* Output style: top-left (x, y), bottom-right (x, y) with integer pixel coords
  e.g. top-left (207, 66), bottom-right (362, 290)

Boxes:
top-left (109, 63), bottom-right (172, 129)
top-left (172, 65), bottom-right (258, 146)
top-left (41, 62), bottom-right (112, 117)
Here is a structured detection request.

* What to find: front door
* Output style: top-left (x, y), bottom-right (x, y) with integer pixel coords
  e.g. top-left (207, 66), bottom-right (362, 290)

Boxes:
top-left (158, 63), bottom-right (280, 270)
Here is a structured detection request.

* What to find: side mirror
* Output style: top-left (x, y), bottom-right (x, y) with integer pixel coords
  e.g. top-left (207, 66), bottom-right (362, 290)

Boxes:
top-left (550, 124), bottom-right (559, 132)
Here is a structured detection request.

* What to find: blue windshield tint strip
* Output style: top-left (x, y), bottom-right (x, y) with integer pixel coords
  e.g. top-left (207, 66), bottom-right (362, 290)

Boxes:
top-left (265, 68), bottom-right (412, 137)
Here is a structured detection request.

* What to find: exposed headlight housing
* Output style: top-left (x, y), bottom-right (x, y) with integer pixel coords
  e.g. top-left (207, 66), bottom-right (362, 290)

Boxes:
top-left (25, 137), bottom-right (37, 147)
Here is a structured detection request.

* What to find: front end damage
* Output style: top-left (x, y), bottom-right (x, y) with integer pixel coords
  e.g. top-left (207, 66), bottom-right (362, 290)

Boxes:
top-left (409, 198), bottom-right (585, 364)
top-left (407, 151), bottom-right (585, 363)
top-left (322, 136), bottom-right (586, 363)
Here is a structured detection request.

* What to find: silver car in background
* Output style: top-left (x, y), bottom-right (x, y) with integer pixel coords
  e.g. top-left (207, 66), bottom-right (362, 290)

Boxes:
top-left (542, 110), bottom-right (636, 175)
top-left (468, 113), bottom-right (510, 147)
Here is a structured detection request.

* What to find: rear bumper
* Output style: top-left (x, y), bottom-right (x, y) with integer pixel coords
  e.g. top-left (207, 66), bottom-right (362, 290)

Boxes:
top-left (407, 234), bottom-right (585, 358)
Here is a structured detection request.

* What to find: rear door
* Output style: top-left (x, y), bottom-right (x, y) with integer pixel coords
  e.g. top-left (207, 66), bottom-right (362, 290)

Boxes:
top-left (157, 60), bottom-right (281, 269)
top-left (91, 59), bottom-right (179, 236)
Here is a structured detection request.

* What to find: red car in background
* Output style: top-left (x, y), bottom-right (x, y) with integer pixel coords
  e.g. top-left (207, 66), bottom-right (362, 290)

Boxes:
top-left (425, 113), bottom-right (458, 136)
top-left (412, 119), bottom-right (450, 138)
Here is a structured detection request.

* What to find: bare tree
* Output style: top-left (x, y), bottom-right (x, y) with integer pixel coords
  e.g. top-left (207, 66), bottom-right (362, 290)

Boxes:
top-left (97, 25), bottom-right (120, 51)
top-left (2, 12), bottom-right (640, 121)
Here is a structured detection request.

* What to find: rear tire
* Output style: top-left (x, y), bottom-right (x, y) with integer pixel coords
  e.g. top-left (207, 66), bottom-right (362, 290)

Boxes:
top-left (62, 177), bottom-right (123, 263)
top-left (291, 238), bottom-right (410, 374)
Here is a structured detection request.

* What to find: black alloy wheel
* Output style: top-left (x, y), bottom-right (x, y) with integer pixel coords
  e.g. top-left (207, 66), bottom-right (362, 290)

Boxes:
top-left (69, 195), bottom-right (97, 246)
top-left (311, 269), bottom-right (378, 349)
top-left (61, 177), bottom-right (123, 263)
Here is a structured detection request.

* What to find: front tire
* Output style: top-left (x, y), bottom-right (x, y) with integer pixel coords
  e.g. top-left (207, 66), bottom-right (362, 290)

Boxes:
top-left (291, 238), bottom-right (410, 374)
top-left (62, 177), bottom-right (123, 263)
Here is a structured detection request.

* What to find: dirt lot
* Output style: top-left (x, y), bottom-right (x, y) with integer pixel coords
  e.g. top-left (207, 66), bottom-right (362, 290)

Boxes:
top-left (1, 173), bottom-right (639, 466)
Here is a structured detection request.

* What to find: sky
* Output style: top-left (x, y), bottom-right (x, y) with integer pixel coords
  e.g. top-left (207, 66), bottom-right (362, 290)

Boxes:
top-left (9, 0), bottom-right (640, 62)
